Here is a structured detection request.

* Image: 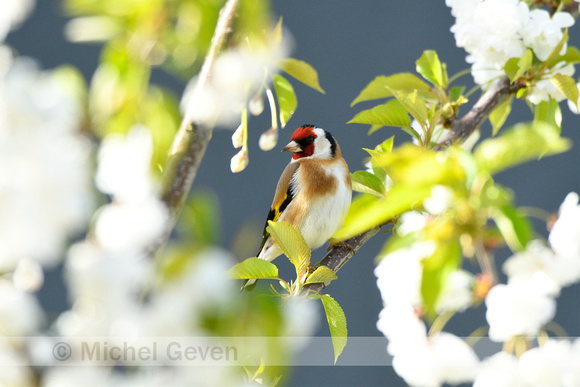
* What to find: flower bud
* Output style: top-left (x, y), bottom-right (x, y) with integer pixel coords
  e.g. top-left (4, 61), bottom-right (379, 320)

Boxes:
top-left (259, 127), bottom-right (278, 151)
top-left (230, 148), bottom-right (248, 173)
top-left (249, 94), bottom-right (264, 116)
top-left (231, 124), bottom-right (244, 149)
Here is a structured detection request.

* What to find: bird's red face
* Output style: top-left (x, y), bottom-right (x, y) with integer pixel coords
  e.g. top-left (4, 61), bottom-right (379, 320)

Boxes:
top-left (283, 125), bottom-right (318, 160)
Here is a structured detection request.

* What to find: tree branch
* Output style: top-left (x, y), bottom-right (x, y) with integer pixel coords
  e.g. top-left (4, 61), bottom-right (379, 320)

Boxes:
top-left (304, 77), bottom-right (526, 294)
top-left (149, 0), bottom-right (239, 254)
top-left (439, 76), bottom-right (524, 146)
top-left (303, 226), bottom-right (381, 294)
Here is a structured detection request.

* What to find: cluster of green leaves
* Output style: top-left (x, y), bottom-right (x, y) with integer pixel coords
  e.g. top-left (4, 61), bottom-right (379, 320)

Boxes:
top-left (349, 50), bottom-right (468, 147)
top-left (340, 122), bottom-right (570, 319)
top-left (342, 47), bottom-right (574, 321)
top-left (229, 221), bottom-right (347, 363)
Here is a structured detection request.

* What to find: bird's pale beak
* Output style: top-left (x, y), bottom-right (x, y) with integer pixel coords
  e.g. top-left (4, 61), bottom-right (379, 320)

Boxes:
top-left (282, 140), bottom-right (301, 153)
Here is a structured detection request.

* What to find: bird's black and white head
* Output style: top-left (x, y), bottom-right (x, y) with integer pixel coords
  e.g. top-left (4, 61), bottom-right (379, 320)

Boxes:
top-left (282, 125), bottom-right (337, 161)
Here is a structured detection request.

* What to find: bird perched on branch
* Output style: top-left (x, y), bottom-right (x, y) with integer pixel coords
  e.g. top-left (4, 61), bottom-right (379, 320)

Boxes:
top-left (243, 124), bottom-right (352, 290)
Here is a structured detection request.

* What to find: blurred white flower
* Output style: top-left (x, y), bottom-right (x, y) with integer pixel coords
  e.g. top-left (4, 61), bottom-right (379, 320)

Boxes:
top-left (549, 192), bottom-right (580, 260)
top-left (0, 0), bottom-right (34, 41)
top-left (181, 38), bottom-right (290, 128)
top-left (435, 270), bottom-right (474, 313)
top-left (282, 296), bottom-right (319, 352)
top-left (94, 198), bottom-right (169, 253)
top-left (376, 303), bottom-right (427, 356)
top-left (424, 185), bottom-right (454, 215)
top-left (519, 341), bottom-right (566, 387)
top-left (393, 332), bottom-right (479, 387)
top-left (396, 211), bottom-right (428, 236)
top-left (504, 240), bottom-right (580, 297)
top-left (0, 341), bottom-right (35, 386)
top-left (0, 56), bottom-right (92, 271)
top-left (474, 351), bottom-right (522, 387)
top-left (375, 241), bottom-right (435, 307)
top-left (0, 279), bottom-right (43, 336)
top-left (485, 282), bottom-right (555, 342)
top-left (95, 126), bottom-right (157, 202)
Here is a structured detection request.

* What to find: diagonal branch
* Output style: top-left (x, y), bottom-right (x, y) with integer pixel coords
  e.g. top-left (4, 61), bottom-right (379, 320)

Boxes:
top-left (305, 76), bottom-right (526, 294)
top-left (439, 76), bottom-right (524, 146)
top-left (149, 0), bottom-right (239, 255)
top-left (303, 226), bottom-right (381, 294)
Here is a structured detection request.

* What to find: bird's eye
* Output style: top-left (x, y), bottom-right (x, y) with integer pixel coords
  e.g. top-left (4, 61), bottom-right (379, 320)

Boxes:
top-left (304, 136), bottom-right (315, 144)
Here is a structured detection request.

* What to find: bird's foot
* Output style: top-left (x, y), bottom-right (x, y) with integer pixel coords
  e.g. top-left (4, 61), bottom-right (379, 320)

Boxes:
top-left (327, 238), bottom-right (355, 254)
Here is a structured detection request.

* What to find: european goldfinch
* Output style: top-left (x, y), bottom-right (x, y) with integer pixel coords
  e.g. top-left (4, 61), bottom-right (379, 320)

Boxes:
top-left (243, 124), bottom-right (352, 289)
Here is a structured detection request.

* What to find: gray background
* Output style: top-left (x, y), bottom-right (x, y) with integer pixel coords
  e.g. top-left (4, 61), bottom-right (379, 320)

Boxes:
top-left (8, 1), bottom-right (580, 386)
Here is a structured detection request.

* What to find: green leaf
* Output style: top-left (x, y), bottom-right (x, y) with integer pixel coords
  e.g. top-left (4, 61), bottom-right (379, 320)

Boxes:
top-left (506, 49), bottom-right (533, 82)
top-left (555, 46), bottom-right (580, 65)
top-left (543, 29), bottom-right (568, 69)
top-left (549, 73), bottom-right (579, 107)
top-left (374, 144), bottom-right (465, 187)
top-left (228, 257), bottom-right (279, 279)
top-left (416, 50), bottom-right (447, 88)
top-left (350, 170), bottom-right (385, 196)
top-left (367, 124), bottom-right (384, 135)
top-left (349, 99), bottom-right (412, 128)
top-left (489, 95), bottom-right (513, 135)
top-left (421, 241), bottom-right (461, 320)
top-left (504, 57), bottom-right (519, 81)
top-left (449, 86), bottom-right (465, 102)
top-left (316, 294), bottom-right (347, 363)
top-left (334, 184), bottom-right (432, 240)
top-left (388, 88), bottom-right (428, 128)
top-left (350, 73), bottom-right (432, 106)
top-left (492, 205), bottom-right (533, 252)
top-left (272, 74), bottom-right (297, 128)
top-left (278, 58), bottom-right (325, 94)
top-left (305, 266), bottom-right (337, 285)
top-left (266, 220), bottom-right (310, 273)
top-left (534, 99), bottom-right (562, 133)
top-left (474, 122), bottom-right (571, 175)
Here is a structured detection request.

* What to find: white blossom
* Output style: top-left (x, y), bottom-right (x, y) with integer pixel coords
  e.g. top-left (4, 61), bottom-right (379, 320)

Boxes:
top-left (474, 352), bottom-right (523, 387)
top-left (0, 279), bottom-right (43, 336)
top-left (0, 56), bottom-right (92, 270)
top-left (396, 211), bottom-right (428, 237)
top-left (95, 126), bottom-right (157, 202)
top-left (424, 185), bottom-right (454, 215)
top-left (521, 10), bottom-right (574, 61)
top-left (549, 192), bottom-right (580, 260)
top-left (181, 37), bottom-right (290, 128)
top-left (0, 0), bottom-right (34, 41)
top-left (376, 303), bottom-right (427, 356)
top-left (435, 270), bottom-right (474, 313)
top-left (447, 0), bottom-right (577, 105)
top-left (485, 282), bottom-right (555, 341)
top-left (375, 241), bottom-right (435, 307)
top-left (392, 332), bottom-right (479, 387)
